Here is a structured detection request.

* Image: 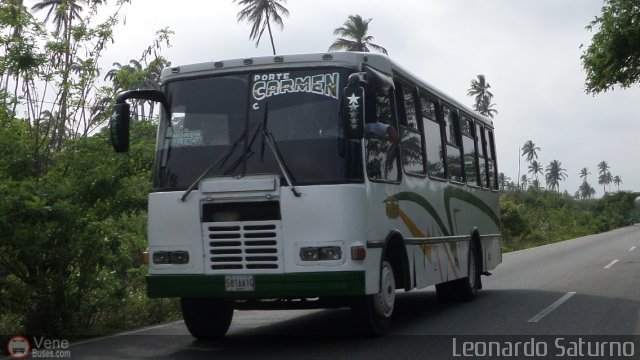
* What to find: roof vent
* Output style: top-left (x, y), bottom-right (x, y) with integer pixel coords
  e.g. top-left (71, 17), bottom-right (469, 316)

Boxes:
top-left (243, 58), bottom-right (253, 65)
top-left (214, 61), bottom-right (224, 68)
top-left (274, 56), bottom-right (284, 63)
top-left (322, 54), bottom-right (333, 60)
top-left (171, 67), bottom-right (180, 73)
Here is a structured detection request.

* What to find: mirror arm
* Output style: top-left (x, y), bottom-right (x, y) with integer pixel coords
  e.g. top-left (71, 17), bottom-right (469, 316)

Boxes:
top-left (115, 90), bottom-right (170, 114)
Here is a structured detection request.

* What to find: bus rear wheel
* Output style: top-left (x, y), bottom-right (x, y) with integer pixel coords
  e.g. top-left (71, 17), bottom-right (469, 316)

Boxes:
top-left (436, 241), bottom-right (480, 302)
top-left (354, 259), bottom-right (396, 336)
top-left (181, 297), bottom-right (234, 340)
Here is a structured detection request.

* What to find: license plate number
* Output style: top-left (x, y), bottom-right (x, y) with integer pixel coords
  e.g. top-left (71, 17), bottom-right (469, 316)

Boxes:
top-left (225, 275), bottom-right (255, 292)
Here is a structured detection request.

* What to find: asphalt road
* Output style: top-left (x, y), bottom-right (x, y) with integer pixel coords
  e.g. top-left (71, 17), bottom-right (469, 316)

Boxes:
top-left (38, 225), bottom-right (640, 359)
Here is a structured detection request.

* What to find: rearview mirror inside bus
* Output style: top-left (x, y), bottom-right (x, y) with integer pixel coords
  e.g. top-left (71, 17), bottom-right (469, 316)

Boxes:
top-left (110, 102), bottom-right (130, 153)
top-left (342, 79), bottom-right (365, 139)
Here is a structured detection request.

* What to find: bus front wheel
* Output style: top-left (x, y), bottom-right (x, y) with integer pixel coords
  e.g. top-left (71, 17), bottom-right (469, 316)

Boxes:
top-left (181, 297), bottom-right (234, 340)
top-left (354, 259), bottom-right (396, 336)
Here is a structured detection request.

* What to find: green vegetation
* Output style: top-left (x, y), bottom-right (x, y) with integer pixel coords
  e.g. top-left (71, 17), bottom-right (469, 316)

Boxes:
top-left (0, 0), bottom-right (180, 338)
top-left (501, 189), bottom-right (640, 252)
top-left (581, 0), bottom-right (640, 94)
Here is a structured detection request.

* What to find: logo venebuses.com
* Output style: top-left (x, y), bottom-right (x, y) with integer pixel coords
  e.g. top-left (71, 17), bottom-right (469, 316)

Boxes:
top-left (5, 336), bottom-right (71, 359)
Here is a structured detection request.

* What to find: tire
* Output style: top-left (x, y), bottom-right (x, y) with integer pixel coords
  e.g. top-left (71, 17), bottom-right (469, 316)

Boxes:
top-left (436, 241), bottom-right (480, 302)
top-left (181, 297), bottom-right (234, 340)
top-left (354, 259), bottom-right (396, 336)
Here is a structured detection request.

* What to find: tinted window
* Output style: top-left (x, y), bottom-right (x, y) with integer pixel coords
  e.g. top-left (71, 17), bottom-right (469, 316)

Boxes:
top-left (443, 106), bottom-right (463, 183)
top-left (398, 83), bottom-right (425, 176)
top-left (420, 92), bottom-right (445, 179)
top-left (462, 116), bottom-right (478, 186)
top-left (366, 90), bottom-right (400, 182)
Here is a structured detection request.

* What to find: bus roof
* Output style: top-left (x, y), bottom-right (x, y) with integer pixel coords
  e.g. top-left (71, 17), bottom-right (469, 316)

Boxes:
top-left (161, 52), bottom-right (494, 128)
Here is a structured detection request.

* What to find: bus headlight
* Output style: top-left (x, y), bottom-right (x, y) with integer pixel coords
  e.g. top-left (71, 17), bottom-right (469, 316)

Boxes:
top-left (319, 246), bottom-right (342, 260)
top-left (300, 247), bottom-right (320, 261)
top-left (299, 246), bottom-right (342, 261)
top-left (152, 251), bottom-right (190, 265)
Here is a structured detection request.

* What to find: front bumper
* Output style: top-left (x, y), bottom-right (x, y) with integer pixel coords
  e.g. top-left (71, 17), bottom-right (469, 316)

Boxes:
top-left (147, 271), bottom-right (365, 298)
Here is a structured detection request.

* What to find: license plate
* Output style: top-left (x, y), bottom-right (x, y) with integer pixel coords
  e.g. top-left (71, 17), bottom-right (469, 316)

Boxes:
top-left (225, 275), bottom-right (255, 292)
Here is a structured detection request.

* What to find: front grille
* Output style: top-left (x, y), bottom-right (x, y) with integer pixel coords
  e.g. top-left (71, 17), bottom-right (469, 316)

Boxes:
top-left (203, 221), bottom-right (282, 273)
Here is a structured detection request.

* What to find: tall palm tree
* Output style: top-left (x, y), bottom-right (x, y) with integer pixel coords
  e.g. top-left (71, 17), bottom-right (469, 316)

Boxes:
top-left (467, 75), bottom-right (493, 104)
top-left (234, 0), bottom-right (289, 55)
top-left (328, 15), bottom-right (388, 54)
top-left (579, 167), bottom-right (590, 183)
top-left (579, 181), bottom-right (596, 199)
top-left (498, 172), bottom-right (510, 191)
top-left (31, 0), bottom-right (84, 37)
top-left (521, 140), bottom-right (540, 163)
top-left (475, 94), bottom-right (498, 118)
top-left (31, 0), bottom-right (87, 148)
top-left (545, 160), bottom-right (567, 193)
top-left (520, 175), bottom-right (529, 190)
top-left (528, 160), bottom-right (543, 183)
top-left (597, 161), bottom-right (610, 193)
top-left (613, 175), bottom-right (622, 191)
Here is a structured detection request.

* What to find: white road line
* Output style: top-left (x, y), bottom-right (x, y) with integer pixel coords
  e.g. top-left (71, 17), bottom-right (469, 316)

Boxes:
top-left (527, 292), bottom-right (576, 323)
top-left (604, 259), bottom-right (619, 269)
top-left (71, 320), bottom-right (184, 347)
top-left (630, 246), bottom-right (636, 252)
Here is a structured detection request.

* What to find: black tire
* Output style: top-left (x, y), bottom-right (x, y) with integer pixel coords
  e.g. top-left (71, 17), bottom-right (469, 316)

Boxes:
top-left (354, 259), bottom-right (396, 336)
top-left (436, 241), bottom-right (480, 302)
top-left (181, 297), bottom-right (234, 340)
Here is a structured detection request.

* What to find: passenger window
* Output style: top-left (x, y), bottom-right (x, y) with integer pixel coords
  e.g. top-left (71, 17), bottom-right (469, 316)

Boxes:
top-left (443, 106), bottom-right (463, 183)
top-left (398, 83), bottom-right (425, 176)
top-left (419, 92), bottom-right (446, 179)
top-left (476, 124), bottom-right (489, 188)
top-left (487, 130), bottom-right (498, 190)
top-left (462, 116), bottom-right (478, 186)
top-left (365, 90), bottom-right (400, 182)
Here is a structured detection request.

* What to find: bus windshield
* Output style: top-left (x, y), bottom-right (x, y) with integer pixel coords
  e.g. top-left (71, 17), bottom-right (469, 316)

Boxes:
top-left (154, 68), bottom-right (363, 190)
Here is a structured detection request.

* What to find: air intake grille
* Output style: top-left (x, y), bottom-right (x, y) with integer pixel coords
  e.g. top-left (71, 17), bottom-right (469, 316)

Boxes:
top-left (203, 221), bottom-right (283, 273)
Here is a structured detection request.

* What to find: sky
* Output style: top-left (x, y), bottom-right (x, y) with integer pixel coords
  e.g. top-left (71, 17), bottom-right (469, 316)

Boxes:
top-left (97, 0), bottom-right (639, 195)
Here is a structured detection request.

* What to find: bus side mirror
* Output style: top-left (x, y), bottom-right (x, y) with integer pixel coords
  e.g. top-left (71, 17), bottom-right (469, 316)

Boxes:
top-left (342, 76), bottom-right (365, 139)
top-left (110, 102), bottom-right (130, 153)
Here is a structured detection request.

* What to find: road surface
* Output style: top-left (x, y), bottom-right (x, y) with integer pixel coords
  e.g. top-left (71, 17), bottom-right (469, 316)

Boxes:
top-left (28, 225), bottom-right (640, 358)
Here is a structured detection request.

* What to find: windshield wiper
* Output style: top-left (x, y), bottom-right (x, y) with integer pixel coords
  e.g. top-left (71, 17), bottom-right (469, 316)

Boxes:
top-left (260, 103), bottom-right (301, 198)
top-left (180, 122), bottom-right (257, 202)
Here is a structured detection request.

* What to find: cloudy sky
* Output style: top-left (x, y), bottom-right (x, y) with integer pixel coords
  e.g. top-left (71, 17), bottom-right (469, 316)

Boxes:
top-left (100, 0), bottom-right (639, 195)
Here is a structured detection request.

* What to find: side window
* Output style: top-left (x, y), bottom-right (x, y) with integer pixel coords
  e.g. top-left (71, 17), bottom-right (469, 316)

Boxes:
top-left (462, 116), bottom-right (478, 186)
top-left (419, 92), bottom-right (446, 179)
top-left (443, 106), bottom-right (463, 183)
top-left (487, 130), bottom-right (498, 190)
top-left (365, 89), bottom-right (400, 182)
top-left (476, 123), bottom-right (489, 188)
top-left (398, 82), bottom-right (426, 176)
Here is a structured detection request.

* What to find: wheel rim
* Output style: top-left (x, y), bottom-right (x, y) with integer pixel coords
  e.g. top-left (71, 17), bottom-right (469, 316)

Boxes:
top-left (374, 261), bottom-right (395, 318)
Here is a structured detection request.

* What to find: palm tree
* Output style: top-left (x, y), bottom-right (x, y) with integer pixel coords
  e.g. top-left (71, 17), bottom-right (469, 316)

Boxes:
top-left (528, 160), bottom-right (543, 183)
top-left (475, 94), bottom-right (498, 118)
top-left (520, 175), bottom-right (529, 190)
top-left (545, 160), bottom-right (567, 193)
top-left (328, 15), bottom-right (388, 54)
top-left (597, 161), bottom-right (610, 193)
top-left (467, 75), bottom-right (493, 105)
top-left (613, 175), bottom-right (622, 191)
top-left (521, 140), bottom-right (540, 163)
top-left (31, 0), bottom-right (87, 148)
top-left (579, 167), bottom-right (590, 183)
top-left (579, 181), bottom-right (596, 199)
top-left (498, 172), bottom-right (510, 191)
top-left (234, 0), bottom-right (289, 55)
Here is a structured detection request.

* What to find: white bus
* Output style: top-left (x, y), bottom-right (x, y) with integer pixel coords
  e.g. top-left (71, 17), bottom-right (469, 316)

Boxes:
top-left (110, 52), bottom-right (502, 338)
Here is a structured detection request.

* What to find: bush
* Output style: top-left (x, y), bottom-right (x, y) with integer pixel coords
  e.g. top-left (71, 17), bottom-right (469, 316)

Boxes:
top-left (500, 189), bottom-right (640, 252)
